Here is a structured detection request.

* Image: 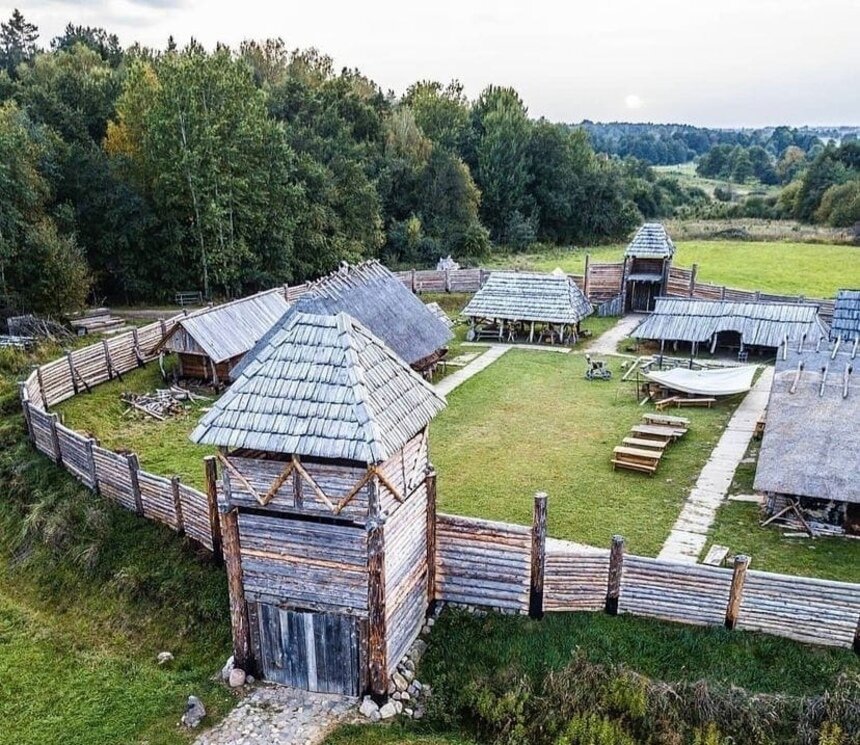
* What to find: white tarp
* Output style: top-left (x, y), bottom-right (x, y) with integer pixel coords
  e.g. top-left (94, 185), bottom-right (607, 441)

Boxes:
top-left (644, 365), bottom-right (758, 397)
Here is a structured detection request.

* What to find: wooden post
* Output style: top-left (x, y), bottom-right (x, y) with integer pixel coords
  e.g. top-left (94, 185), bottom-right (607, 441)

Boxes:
top-left (171, 475), bottom-right (185, 534)
top-left (724, 554), bottom-right (750, 630)
top-left (87, 438), bottom-right (99, 494)
top-left (131, 327), bottom-right (145, 366)
top-left (103, 339), bottom-right (115, 380)
top-left (410, 268), bottom-right (416, 293)
top-left (529, 492), bottom-right (548, 619)
top-left (221, 504), bottom-right (252, 673)
top-left (444, 269), bottom-right (451, 293)
top-left (127, 452), bottom-right (144, 516)
top-left (620, 257), bottom-right (629, 314)
top-left (583, 254), bottom-right (590, 300)
top-left (66, 353), bottom-right (79, 395)
top-left (159, 318), bottom-right (168, 340)
top-left (853, 614), bottom-right (860, 655)
top-left (605, 535), bottom-right (625, 615)
top-left (425, 465), bottom-right (438, 605)
top-left (204, 455), bottom-right (224, 563)
top-left (366, 479), bottom-right (387, 698)
top-left (35, 367), bottom-right (49, 409)
top-left (18, 383), bottom-right (33, 441)
top-left (292, 455), bottom-right (303, 509)
top-left (689, 264), bottom-right (698, 297)
top-left (49, 413), bottom-right (63, 465)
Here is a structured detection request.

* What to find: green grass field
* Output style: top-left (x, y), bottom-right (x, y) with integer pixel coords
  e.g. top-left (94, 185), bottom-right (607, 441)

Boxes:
top-left (489, 240), bottom-right (860, 298)
top-left (430, 349), bottom-right (736, 556)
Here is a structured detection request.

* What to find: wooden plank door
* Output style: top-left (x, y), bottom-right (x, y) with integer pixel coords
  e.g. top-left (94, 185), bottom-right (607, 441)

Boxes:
top-left (256, 604), bottom-right (362, 695)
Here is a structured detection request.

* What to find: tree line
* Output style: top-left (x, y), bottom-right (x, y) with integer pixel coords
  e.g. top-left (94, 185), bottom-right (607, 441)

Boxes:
top-left (0, 11), bottom-right (710, 314)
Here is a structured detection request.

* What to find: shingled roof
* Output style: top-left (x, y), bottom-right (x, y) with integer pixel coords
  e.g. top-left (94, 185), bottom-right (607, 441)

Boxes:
top-left (305, 260), bottom-right (452, 368)
top-left (190, 301), bottom-right (447, 463)
top-left (625, 223), bottom-right (676, 259)
top-left (831, 289), bottom-right (860, 341)
top-left (159, 289), bottom-right (289, 364)
top-left (633, 297), bottom-right (828, 349)
top-left (754, 341), bottom-right (860, 504)
top-left (462, 271), bottom-right (593, 325)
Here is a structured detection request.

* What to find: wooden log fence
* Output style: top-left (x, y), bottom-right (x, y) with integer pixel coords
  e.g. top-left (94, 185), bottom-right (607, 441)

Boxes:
top-left (433, 504), bottom-right (860, 651)
top-left (17, 314), bottom-right (216, 554)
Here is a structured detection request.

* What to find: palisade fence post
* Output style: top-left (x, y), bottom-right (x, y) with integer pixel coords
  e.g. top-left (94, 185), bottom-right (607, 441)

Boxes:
top-left (35, 367), bottom-right (49, 409)
top-left (605, 535), bottom-right (625, 615)
top-left (127, 452), bottom-right (143, 517)
top-left (367, 480), bottom-right (387, 699)
top-left (49, 413), bottom-right (63, 466)
top-left (170, 475), bottom-right (185, 535)
top-left (87, 438), bottom-right (99, 495)
top-left (724, 554), bottom-right (750, 630)
top-left (689, 264), bottom-right (698, 297)
top-left (204, 455), bottom-right (223, 563)
top-left (425, 464), bottom-right (438, 606)
top-left (853, 614), bottom-right (860, 655)
top-left (529, 492), bottom-right (548, 620)
top-left (220, 480), bottom-right (252, 673)
top-left (17, 382), bottom-right (33, 441)
top-left (444, 269), bottom-right (452, 293)
top-left (583, 254), bottom-right (590, 300)
top-left (66, 352), bottom-right (78, 395)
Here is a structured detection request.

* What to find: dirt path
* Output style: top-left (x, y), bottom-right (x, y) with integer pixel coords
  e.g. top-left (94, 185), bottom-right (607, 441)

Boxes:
top-left (658, 367), bottom-right (773, 563)
top-left (586, 313), bottom-right (644, 356)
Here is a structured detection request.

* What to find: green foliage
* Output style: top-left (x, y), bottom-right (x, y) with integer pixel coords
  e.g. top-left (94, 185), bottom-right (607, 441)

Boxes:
top-left (0, 9), bottom-right (38, 78)
top-left (815, 180), bottom-right (860, 227)
top-left (554, 714), bottom-right (635, 745)
top-left (793, 142), bottom-right (860, 223)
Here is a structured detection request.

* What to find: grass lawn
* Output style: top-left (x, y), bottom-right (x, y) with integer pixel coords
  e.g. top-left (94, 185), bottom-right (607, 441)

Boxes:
top-left (56, 363), bottom-right (215, 491)
top-left (488, 240), bottom-right (860, 298)
top-left (430, 349), bottom-right (737, 556)
top-left (701, 441), bottom-right (860, 583)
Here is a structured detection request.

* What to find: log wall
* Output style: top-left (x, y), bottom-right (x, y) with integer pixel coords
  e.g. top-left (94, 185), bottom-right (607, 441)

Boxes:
top-left (433, 515), bottom-right (860, 649)
top-left (384, 482), bottom-right (429, 671)
top-left (435, 513), bottom-right (531, 613)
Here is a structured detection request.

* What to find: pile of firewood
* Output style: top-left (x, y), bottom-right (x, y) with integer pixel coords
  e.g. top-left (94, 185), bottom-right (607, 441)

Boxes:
top-left (69, 307), bottom-right (127, 336)
top-left (120, 385), bottom-right (210, 421)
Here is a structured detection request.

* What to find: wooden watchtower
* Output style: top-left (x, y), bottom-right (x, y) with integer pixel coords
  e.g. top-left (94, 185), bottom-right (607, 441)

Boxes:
top-left (191, 300), bottom-right (447, 697)
top-left (622, 223), bottom-right (676, 313)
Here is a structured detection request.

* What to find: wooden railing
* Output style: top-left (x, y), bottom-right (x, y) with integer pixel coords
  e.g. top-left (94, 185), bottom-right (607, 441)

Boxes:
top-left (434, 497), bottom-right (860, 651)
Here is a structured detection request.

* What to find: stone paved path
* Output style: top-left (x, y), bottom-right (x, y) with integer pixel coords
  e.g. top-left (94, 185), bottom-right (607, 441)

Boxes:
top-left (434, 345), bottom-right (510, 396)
top-left (586, 314), bottom-right (645, 356)
top-left (658, 367), bottom-right (773, 563)
top-left (194, 685), bottom-right (356, 745)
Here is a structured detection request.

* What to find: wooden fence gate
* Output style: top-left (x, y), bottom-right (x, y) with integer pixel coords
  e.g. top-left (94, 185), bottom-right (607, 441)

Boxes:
top-left (253, 603), bottom-right (364, 696)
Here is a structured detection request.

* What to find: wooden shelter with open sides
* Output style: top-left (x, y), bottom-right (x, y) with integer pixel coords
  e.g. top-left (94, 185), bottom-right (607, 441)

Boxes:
top-left (191, 298), bottom-right (447, 697)
top-left (622, 223), bottom-right (676, 312)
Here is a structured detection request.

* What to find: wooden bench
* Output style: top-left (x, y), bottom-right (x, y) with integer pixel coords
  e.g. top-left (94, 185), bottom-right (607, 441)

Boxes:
top-left (612, 446), bottom-right (662, 475)
top-left (654, 396), bottom-right (678, 411)
top-left (630, 424), bottom-right (686, 442)
top-left (643, 413), bottom-right (691, 427)
top-left (175, 291), bottom-right (203, 307)
top-left (622, 437), bottom-right (669, 451)
top-left (674, 397), bottom-right (716, 408)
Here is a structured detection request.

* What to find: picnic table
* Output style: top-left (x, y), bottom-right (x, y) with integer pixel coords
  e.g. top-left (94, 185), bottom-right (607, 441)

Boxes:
top-left (622, 436), bottom-right (669, 451)
top-left (630, 424), bottom-right (686, 443)
top-left (643, 413), bottom-right (691, 428)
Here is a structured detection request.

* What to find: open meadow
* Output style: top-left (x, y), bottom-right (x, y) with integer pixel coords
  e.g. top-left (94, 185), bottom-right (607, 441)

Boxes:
top-left (489, 240), bottom-right (860, 298)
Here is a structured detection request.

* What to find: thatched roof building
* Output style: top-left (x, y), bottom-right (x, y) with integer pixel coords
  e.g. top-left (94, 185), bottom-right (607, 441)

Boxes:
top-left (754, 341), bottom-right (859, 532)
top-left (158, 288), bottom-right (289, 383)
top-left (625, 223), bottom-right (676, 259)
top-left (633, 297), bottom-right (828, 351)
top-left (462, 271), bottom-right (592, 326)
top-left (831, 289), bottom-right (860, 341)
top-left (192, 299), bottom-right (446, 462)
top-left (275, 260), bottom-right (452, 373)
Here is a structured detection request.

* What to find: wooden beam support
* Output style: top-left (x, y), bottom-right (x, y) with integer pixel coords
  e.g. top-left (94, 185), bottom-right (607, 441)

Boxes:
top-left (583, 253), bottom-right (590, 299)
top-left (725, 554), bottom-right (750, 630)
top-left (854, 614), bottom-right (860, 655)
top-left (689, 263), bottom-right (698, 297)
top-left (605, 535), bottom-right (625, 615)
top-left (366, 486), bottom-right (387, 698)
top-left (221, 504), bottom-right (252, 674)
top-left (35, 367), bottom-right (49, 410)
top-left (103, 339), bottom-right (122, 382)
top-left (66, 353), bottom-right (79, 395)
top-left (127, 452), bottom-right (143, 516)
top-left (529, 492), bottom-right (548, 620)
top-left (425, 465), bottom-right (438, 606)
top-left (204, 455), bottom-right (224, 563)
top-left (17, 382), bottom-right (33, 441)
top-left (131, 328), bottom-right (145, 366)
top-left (49, 413), bottom-right (63, 465)
top-left (87, 437), bottom-right (99, 495)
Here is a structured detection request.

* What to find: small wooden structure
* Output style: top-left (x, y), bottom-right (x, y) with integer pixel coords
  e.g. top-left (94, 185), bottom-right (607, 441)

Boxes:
top-left (191, 300), bottom-right (447, 696)
top-left (613, 415), bottom-right (689, 475)
top-left (462, 271), bottom-right (592, 343)
top-left (157, 289), bottom-right (289, 384)
top-left (622, 223), bottom-right (675, 312)
top-left (831, 289), bottom-right (860, 342)
top-left (755, 339), bottom-right (860, 535)
top-left (633, 297), bottom-right (829, 356)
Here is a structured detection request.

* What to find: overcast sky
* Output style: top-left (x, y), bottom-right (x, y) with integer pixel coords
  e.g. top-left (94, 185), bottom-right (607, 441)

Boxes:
top-left (7, 0), bottom-right (859, 127)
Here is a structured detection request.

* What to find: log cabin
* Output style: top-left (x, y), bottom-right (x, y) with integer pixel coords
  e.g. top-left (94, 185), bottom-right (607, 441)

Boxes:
top-left (191, 298), bottom-right (447, 696)
top-left (754, 339), bottom-right (860, 535)
top-left (157, 289), bottom-right (289, 384)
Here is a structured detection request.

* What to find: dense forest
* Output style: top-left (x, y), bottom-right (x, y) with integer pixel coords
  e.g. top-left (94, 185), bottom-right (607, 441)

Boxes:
top-left (0, 10), bottom-right (710, 312)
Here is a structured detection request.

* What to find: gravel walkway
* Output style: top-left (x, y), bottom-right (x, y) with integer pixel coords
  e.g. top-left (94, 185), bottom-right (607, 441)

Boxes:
top-left (586, 314), bottom-right (644, 355)
top-left (658, 367), bottom-right (773, 563)
top-left (434, 345), bottom-right (510, 396)
top-left (194, 685), bottom-right (356, 745)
